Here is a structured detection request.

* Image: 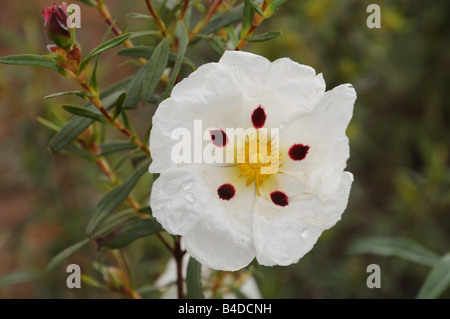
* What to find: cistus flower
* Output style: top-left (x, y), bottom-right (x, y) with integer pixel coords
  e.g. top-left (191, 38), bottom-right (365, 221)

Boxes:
top-left (149, 51), bottom-right (356, 271)
top-left (43, 2), bottom-right (75, 49)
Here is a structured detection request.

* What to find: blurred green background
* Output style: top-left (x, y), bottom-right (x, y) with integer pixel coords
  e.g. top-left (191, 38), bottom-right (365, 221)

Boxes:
top-left (0, 0), bottom-right (449, 298)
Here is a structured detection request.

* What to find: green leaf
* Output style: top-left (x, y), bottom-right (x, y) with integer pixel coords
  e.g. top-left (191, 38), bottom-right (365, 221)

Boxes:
top-left (142, 37), bottom-right (170, 103)
top-left (97, 141), bottom-right (137, 156)
top-left (49, 78), bottom-right (130, 153)
top-left (62, 105), bottom-right (107, 124)
top-left (79, 33), bottom-right (132, 72)
top-left (117, 46), bottom-right (196, 71)
top-left (113, 149), bottom-right (141, 171)
top-left (37, 117), bottom-right (61, 132)
top-left (265, 0), bottom-right (287, 18)
top-left (85, 162), bottom-right (150, 236)
top-left (112, 92), bottom-right (127, 120)
top-left (127, 12), bottom-right (153, 19)
top-left (0, 271), bottom-right (39, 287)
top-left (205, 36), bottom-right (226, 56)
top-left (91, 208), bottom-right (139, 239)
top-left (77, 0), bottom-right (98, 6)
top-left (97, 218), bottom-right (163, 249)
top-left (200, 3), bottom-right (244, 35)
top-left (244, 0), bottom-right (264, 16)
top-left (90, 20), bottom-right (117, 92)
top-left (45, 237), bottom-right (91, 274)
top-left (347, 237), bottom-right (440, 268)
top-left (226, 25), bottom-right (239, 48)
top-left (241, 0), bottom-right (255, 36)
top-left (81, 274), bottom-right (108, 290)
top-left (417, 253), bottom-right (450, 299)
top-left (186, 257), bottom-right (204, 299)
top-left (44, 91), bottom-right (94, 99)
top-left (157, 22), bottom-right (188, 105)
top-left (0, 54), bottom-right (63, 73)
top-left (129, 31), bottom-right (161, 40)
top-left (244, 30), bottom-right (282, 42)
top-left (122, 65), bottom-right (147, 109)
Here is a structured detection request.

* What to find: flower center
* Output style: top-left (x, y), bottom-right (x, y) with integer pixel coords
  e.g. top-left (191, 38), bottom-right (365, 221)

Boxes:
top-left (236, 130), bottom-right (281, 196)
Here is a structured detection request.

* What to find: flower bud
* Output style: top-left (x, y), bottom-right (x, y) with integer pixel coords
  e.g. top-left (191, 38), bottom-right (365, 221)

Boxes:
top-left (42, 2), bottom-right (76, 49)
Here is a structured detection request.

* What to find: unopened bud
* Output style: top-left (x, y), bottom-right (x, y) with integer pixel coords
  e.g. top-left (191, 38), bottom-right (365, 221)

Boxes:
top-left (42, 2), bottom-right (76, 49)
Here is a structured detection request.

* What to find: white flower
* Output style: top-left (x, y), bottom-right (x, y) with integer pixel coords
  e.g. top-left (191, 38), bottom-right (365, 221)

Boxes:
top-left (155, 254), bottom-right (262, 299)
top-left (149, 50), bottom-right (356, 271)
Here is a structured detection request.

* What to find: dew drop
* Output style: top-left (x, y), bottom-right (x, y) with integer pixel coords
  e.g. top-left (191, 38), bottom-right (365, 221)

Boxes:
top-left (182, 180), bottom-right (194, 190)
top-left (184, 193), bottom-right (195, 202)
top-left (301, 228), bottom-right (309, 239)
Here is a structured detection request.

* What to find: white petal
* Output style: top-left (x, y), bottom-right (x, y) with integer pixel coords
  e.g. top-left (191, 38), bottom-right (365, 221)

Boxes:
top-left (149, 55), bottom-right (252, 173)
top-left (150, 168), bottom-right (212, 235)
top-left (279, 84), bottom-right (356, 199)
top-left (220, 51), bottom-right (326, 128)
top-left (150, 165), bottom-right (257, 271)
top-left (253, 172), bottom-right (353, 266)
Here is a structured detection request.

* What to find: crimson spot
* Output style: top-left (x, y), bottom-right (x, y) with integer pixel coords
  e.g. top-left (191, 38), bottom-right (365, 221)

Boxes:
top-left (289, 144), bottom-right (310, 161)
top-left (251, 105), bottom-right (266, 129)
top-left (270, 191), bottom-right (289, 207)
top-left (210, 129), bottom-right (228, 147)
top-left (218, 184), bottom-right (235, 200)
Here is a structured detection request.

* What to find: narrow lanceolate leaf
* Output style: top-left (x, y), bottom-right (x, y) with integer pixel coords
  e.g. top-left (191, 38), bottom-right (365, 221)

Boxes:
top-left (0, 54), bottom-right (63, 73)
top-left (205, 36), bottom-right (226, 56)
top-left (244, 30), bottom-right (282, 42)
top-left (85, 162), bottom-right (150, 236)
top-left (97, 218), bottom-right (163, 249)
top-left (44, 91), bottom-right (94, 99)
top-left (79, 33), bottom-right (132, 72)
top-left (91, 209), bottom-right (139, 239)
top-left (112, 92), bottom-right (127, 120)
top-left (244, 0), bottom-right (264, 16)
top-left (91, 20), bottom-right (117, 92)
top-left (200, 3), bottom-right (244, 35)
top-left (49, 78), bottom-right (130, 153)
top-left (97, 141), bottom-right (137, 156)
top-left (241, 0), bottom-right (255, 36)
top-left (127, 12), bottom-right (153, 19)
top-left (117, 46), bottom-right (196, 71)
top-left (417, 253), bottom-right (450, 299)
top-left (122, 65), bottom-right (147, 109)
top-left (157, 22), bottom-right (188, 105)
top-left (265, 0), bottom-right (287, 18)
top-left (62, 105), bottom-right (107, 123)
top-left (142, 37), bottom-right (170, 103)
top-left (45, 237), bottom-right (91, 274)
top-left (186, 257), bottom-right (205, 299)
top-left (37, 117), bottom-right (61, 132)
top-left (347, 237), bottom-right (440, 268)
top-left (129, 31), bottom-right (161, 40)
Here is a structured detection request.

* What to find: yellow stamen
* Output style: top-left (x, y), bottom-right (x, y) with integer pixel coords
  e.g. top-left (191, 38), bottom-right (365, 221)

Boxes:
top-left (235, 130), bottom-right (282, 196)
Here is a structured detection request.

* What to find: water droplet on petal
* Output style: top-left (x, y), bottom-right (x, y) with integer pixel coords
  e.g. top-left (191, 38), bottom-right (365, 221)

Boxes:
top-left (182, 180), bottom-right (194, 190)
top-left (301, 228), bottom-right (309, 239)
top-left (184, 193), bottom-right (195, 202)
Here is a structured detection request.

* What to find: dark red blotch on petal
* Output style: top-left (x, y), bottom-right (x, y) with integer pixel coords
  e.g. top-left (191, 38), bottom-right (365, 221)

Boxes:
top-left (270, 191), bottom-right (289, 207)
top-left (218, 184), bottom-right (235, 201)
top-left (288, 144), bottom-right (310, 161)
top-left (210, 129), bottom-right (228, 147)
top-left (251, 105), bottom-right (266, 129)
